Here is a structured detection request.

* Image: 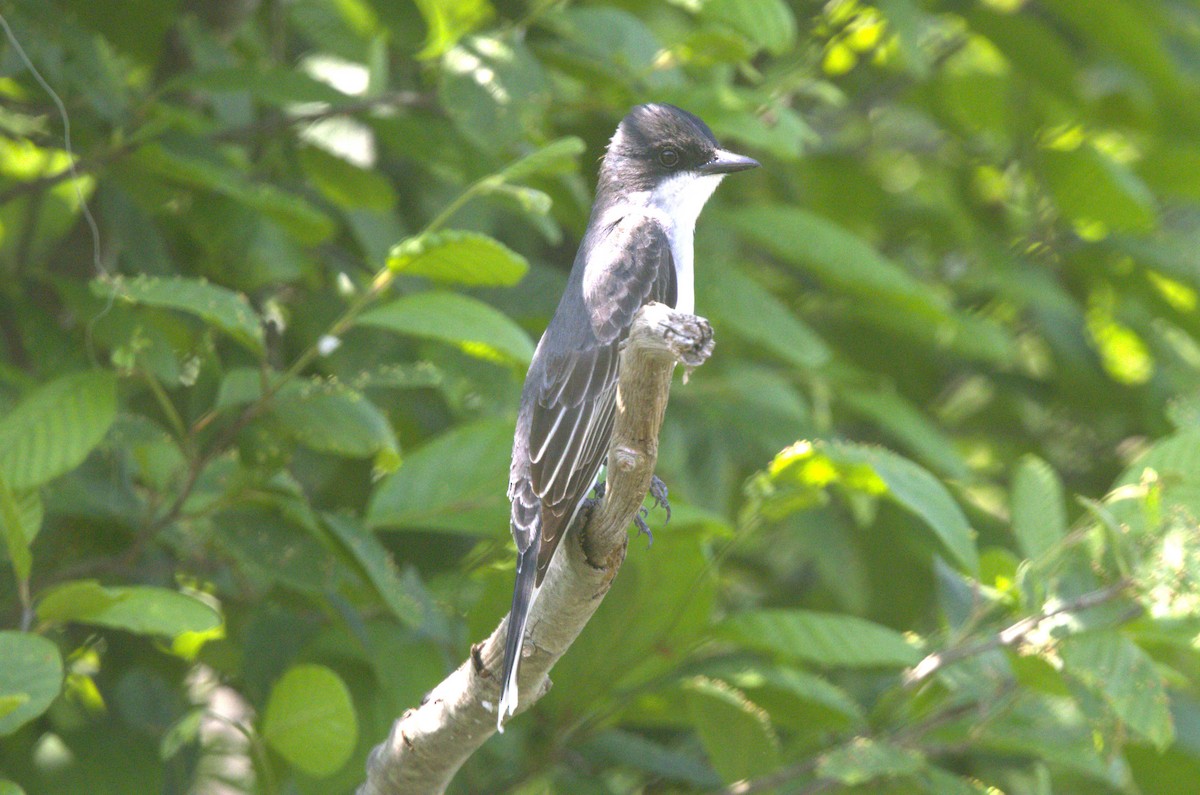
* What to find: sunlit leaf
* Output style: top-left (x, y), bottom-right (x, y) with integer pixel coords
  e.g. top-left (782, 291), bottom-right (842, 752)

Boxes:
top-left (38, 581), bottom-right (221, 640)
top-left (386, 231), bottom-right (528, 286)
top-left (816, 737), bottom-right (924, 786)
top-left (358, 291), bottom-right (534, 366)
top-left (413, 0), bottom-right (494, 59)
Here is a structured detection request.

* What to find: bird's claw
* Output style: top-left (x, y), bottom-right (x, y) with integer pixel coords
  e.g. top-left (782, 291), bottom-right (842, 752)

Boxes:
top-left (633, 505), bottom-right (653, 546)
top-left (649, 475), bottom-right (671, 523)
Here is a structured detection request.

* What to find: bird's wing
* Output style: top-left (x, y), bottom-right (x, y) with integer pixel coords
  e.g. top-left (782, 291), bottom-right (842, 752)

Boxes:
top-left (526, 214), bottom-right (677, 581)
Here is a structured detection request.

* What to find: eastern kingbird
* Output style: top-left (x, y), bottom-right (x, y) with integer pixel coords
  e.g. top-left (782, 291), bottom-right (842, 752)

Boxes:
top-left (498, 103), bottom-right (758, 730)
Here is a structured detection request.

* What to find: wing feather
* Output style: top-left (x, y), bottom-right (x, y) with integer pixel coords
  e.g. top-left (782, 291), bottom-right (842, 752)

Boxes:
top-left (520, 214), bottom-right (676, 582)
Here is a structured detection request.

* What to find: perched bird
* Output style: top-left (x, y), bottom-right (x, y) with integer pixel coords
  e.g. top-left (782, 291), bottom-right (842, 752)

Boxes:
top-left (498, 103), bottom-right (758, 729)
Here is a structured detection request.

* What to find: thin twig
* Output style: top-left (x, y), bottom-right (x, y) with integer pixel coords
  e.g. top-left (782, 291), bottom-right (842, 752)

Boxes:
top-left (903, 578), bottom-right (1133, 687)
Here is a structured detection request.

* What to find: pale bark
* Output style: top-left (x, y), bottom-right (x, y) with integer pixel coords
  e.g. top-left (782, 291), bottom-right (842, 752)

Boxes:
top-left (359, 302), bottom-right (715, 795)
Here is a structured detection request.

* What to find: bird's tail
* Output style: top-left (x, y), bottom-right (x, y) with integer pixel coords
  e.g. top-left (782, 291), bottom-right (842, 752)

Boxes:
top-left (497, 540), bottom-right (538, 732)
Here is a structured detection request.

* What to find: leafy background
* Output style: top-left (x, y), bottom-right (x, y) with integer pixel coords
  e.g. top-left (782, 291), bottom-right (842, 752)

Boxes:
top-left (2, 0), bottom-right (1200, 792)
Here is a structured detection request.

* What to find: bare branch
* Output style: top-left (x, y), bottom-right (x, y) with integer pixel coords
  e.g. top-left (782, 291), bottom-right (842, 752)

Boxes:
top-left (358, 302), bottom-right (715, 795)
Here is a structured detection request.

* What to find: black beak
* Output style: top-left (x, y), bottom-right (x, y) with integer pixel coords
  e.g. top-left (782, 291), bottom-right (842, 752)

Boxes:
top-left (699, 148), bottom-right (760, 175)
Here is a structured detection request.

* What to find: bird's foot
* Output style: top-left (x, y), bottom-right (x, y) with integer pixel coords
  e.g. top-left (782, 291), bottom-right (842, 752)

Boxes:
top-left (649, 475), bottom-right (671, 523)
top-left (633, 506), bottom-right (654, 546)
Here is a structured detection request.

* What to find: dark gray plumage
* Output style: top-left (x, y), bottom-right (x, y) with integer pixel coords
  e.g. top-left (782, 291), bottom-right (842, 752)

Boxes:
top-left (498, 104), bottom-right (758, 729)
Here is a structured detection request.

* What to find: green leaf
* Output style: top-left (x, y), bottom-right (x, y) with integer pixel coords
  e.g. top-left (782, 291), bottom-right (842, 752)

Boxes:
top-left (386, 231), bottom-right (529, 286)
top-left (95, 274), bottom-right (264, 354)
top-left (701, 265), bottom-right (830, 369)
top-left (720, 664), bottom-right (866, 731)
top-left (322, 513), bottom-right (423, 627)
top-left (580, 730), bottom-right (720, 788)
top-left (0, 779), bottom-right (26, 795)
top-left (683, 677), bottom-right (780, 783)
top-left (172, 67), bottom-right (349, 105)
top-left (0, 631), bottom-right (63, 737)
top-left (299, 146), bottom-right (396, 212)
top-left (368, 419), bottom-right (512, 534)
top-left (0, 473), bottom-right (32, 582)
top-left (37, 581), bottom-right (221, 640)
top-left (729, 206), bottom-right (952, 322)
top-left (272, 381), bottom-right (400, 466)
top-left (134, 143), bottom-right (335, 244)
top-left (413, 0), bottom-right (494, 59)
top-left (830, 443), bottom-right (979, 572)
top-left (498, 136), bottom-right (586, 183)
top-left (440, 34), bottom-right (547, 152)
top-left (1041, 146), bottom-right (1158, 233)
top-left (262, 664), bottom-right (358, 777)
top-left (703, 0), bottom-right (797, 55)
top-left (718, 609), bottom-right (919, 667)
top-left (816, 737), bottom-right (925, 786)
top-left (0, 371), bottom-right (117, 490)
top-left (358, 291), bottom-right (534, 366)
top-left (839, 388), bottom-right (971, 480)
top-left (1061, 632), bottom-right (1174, 750)
top-left (1011, 455), bottom-right (1068, 560)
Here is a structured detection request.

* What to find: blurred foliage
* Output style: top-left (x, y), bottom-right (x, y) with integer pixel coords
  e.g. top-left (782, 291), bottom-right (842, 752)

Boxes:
top-left (2, 0), bottom-right (1200, 792)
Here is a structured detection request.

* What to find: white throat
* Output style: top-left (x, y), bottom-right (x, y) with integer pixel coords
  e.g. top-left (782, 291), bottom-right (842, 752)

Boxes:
top-left (645, 172), bottom-right (724, 314)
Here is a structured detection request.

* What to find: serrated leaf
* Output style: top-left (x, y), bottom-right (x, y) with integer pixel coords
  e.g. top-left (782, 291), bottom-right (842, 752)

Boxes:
top-left (498, 136), bottom-right (586, 182)
top-left (38, 581), bottom-right (221, 640)
top-left (95, 274), bottom-right (264, 354)
top-left (701, 265), bottom-right (829, 369)
top-left (1011, 455), bottom-right (1067, 560)
top-left (0, 371), bottom-right (117, 490)
top-left (272, 381), bottom-right (399, 463)
top-left (262, 664), bottom-right (357, 777)
top-left (723, 665), bottom-right (866, 729)
top-left (703, 0), bottom-right (797, 55)
top-left (368, 419), bottom-right (512, 534)
top-left (817, 738), bottom-right (924, 786)
top-left (684, 677), bottom-right (780, 783)
top-left (386, 231), bottom-right (528, 286)
top-left (358, 291), bottom-right (534, 366)
top-left (830, 442), bottom-right (979, 572)
top-left (322, 513), bottom-right (422, 627)
top-left (1061, 632), bottom-right (1174, 750)
top-left (0, 631), bottom-right (63, 736)
top-left (719, 609), bottom-right (919, 667)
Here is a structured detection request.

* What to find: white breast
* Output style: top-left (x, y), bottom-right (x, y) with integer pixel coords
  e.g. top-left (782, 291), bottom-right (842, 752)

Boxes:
top-left (645, 172), bottom-right (724, 315)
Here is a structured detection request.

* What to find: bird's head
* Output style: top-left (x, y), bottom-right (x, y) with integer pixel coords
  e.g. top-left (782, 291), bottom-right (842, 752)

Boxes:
top-left (599, 103), bottom-right (759, 198)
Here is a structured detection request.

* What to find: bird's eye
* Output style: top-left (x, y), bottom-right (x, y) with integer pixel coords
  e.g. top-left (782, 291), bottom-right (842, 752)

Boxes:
top-left (659, 148), bottom-right (679, 168)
